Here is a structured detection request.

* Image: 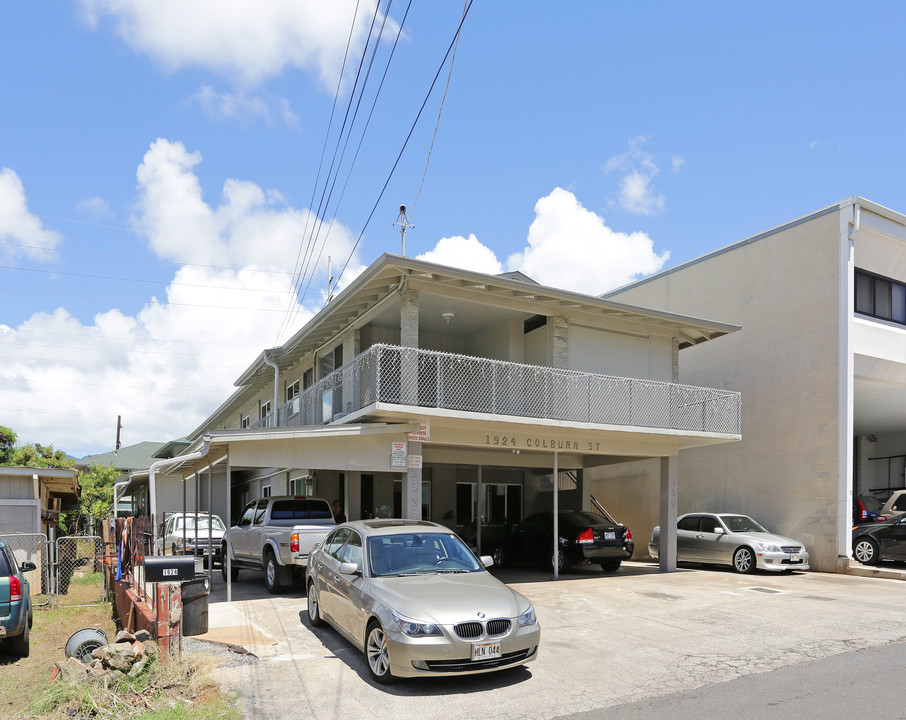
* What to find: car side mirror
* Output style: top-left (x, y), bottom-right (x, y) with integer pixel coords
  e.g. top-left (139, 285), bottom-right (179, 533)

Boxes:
top-left (19, 561), bottom-right (36, 573)
top-left (338, 561), bottom-right (360, 575)
top-left (714, 527), bottom-right (725, 535)
top-left (480, 555), bottom-right (494, 568)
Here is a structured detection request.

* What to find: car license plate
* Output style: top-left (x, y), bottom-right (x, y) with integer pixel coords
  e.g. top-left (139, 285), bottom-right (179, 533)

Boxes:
top-left (604, 531), bottom-right (615, 540)
top-left (791, 553), bottom-right (800, 562)
top-left (472, 642), bottom-right (501, 661)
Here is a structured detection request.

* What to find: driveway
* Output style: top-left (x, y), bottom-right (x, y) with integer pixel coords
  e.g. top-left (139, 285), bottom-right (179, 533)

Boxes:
top-left (196, 562), bottom-right (906, 720)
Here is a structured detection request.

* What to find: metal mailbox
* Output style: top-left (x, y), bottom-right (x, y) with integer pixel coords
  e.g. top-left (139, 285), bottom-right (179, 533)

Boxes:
top-left (143, 555), bottom-right (195, 583)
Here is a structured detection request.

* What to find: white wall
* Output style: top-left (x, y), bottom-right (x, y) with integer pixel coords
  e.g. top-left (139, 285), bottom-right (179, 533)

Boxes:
top-left (590, 210), bottom-right (845, 570)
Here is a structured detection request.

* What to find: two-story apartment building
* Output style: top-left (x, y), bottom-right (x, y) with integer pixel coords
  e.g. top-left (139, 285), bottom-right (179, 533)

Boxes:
top-left (133, 253), bottom-right (742, 573)
top-left (592, 197), bottom-right (906, 573)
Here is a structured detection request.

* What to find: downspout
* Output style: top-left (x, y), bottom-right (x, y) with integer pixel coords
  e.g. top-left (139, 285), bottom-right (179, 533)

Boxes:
top-left (149, 436), bottom-right (211, 549)
top-left (263, 350), bottom-right (280, 427)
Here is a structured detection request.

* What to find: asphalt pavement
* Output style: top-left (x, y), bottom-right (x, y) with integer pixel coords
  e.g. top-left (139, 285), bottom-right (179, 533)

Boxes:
top-left (193, 561), bottom-right (906, 720)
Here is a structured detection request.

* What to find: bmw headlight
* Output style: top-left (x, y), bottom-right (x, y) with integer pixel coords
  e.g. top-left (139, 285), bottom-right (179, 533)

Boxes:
top-left (518, 605), bottom-right (537, 627)
top-left (756, 542), bottom-right (781, 553)
top-left (392, 611), bottom-right (441, 637)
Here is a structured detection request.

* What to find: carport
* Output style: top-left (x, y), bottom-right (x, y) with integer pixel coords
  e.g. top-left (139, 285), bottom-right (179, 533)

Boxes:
top-left (122, 410), bottom-right (742, 603)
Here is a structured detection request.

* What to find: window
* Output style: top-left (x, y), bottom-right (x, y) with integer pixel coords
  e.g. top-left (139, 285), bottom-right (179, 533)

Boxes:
top-left (678, 515), bottom-right (700, 532)
top-left (290, 474), bottom-right (313, 496)
top-left (455, 482), bottom-right (522, 525)
top-left (240, 414), bottom-right (250, 429)
top-left (286, 380), bottom-right (300, 401)
top-left (259, 401), bottom-right (271, 422)
top-left (341, 531), bottom-right (363, 567)
top-left (855, 269), bottom-right (906, 324)
top-left (270, 499), bottom-right (333, 520)
top-left (303, 368), bottom-right (314, 390)
top-left (324, 528), bottom-right (351, 559)
top-left (261, 482), bottom-right (271, 498)
top-left (253, 501), bottom-right (268, 525)
top-left (238, 502), bottom-right (257, 528)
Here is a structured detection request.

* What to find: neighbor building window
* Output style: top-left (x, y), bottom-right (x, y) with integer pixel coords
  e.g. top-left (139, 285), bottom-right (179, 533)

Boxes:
top-left (286, 380), bottom-right (300, 402)
top-left (240, 414), bottom-right (250, 429)
top-left (260, 400), bottom-right (271, 426)
top-left (856, 269), bottom-right (906, 324)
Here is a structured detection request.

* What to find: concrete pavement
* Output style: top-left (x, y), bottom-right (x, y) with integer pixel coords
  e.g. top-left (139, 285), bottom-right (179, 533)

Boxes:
top-left (193, 562), bottom-right (906, 720)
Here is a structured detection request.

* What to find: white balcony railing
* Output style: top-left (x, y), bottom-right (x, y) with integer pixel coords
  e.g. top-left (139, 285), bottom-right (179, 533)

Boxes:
top-left (252, 343), bottom-right (741, 436)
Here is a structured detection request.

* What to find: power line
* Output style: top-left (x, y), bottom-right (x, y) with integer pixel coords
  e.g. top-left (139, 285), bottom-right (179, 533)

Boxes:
top-left (0, 240), bottom-right (319, 278)
top-left (0, 264), bottom-right (298, 295)
top-left (410, 0), bottom-right (469, 221)
top-left (0, 340), bottom-right (254, 359)
top-left (0, 378), bottom-right (230, 393)
top-left (336, 0), bottom-right (475, 285)
top-left (0, 354), bottom-right (246, 370)
top-left (6, 328), bottom-right (262, 348)
top-left (0, 404), bottom-right (204, 422)
top-left (0, 286), bottom-right (307, 313)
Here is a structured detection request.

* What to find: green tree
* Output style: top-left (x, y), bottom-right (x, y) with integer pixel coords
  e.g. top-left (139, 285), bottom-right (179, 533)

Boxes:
top-left (66, 463), bottom-right (120, 535)
top-left (0, 426), bottom-right (16, 464)
top-left (6, 442), bottom-right (74, 469)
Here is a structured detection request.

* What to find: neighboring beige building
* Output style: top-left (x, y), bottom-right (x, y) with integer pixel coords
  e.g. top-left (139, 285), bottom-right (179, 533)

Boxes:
top-left (0, 466), bottom-right (79, 536)
top-left (128, 254), bottom-right (742, 572)
top-left (593, 197), bottom-right (906, 572)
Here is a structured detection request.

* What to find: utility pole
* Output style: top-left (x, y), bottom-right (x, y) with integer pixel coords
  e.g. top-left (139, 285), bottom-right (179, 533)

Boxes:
top-left (394, 204), bottom-right (414, 256)
top-left (115, 415), bottom-right (122, 453)
top-left (327, 256), bottom-right (334, 303)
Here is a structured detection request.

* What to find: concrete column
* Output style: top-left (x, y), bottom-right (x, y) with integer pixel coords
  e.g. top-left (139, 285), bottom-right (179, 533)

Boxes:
top-left (406, 441), bottom-right (422, 520)
top-left (659, 456), bottom-right (678, 572)
top-left (551, 316), bottom-right (569, 369)
top-left (672, 337), bottom-right (679, 382)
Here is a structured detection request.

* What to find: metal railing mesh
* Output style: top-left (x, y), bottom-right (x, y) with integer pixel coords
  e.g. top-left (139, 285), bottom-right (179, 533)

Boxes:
top-left (56, 535), bottom-right (106, 607)
top-left (0, 533), bottom-right (51, 607)
top-left (256, 343), bottom-right (741, 435)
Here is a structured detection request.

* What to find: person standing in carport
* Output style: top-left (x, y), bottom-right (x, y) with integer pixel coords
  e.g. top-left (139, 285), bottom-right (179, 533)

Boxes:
top-left (332, 500), bottom-right (347, 524)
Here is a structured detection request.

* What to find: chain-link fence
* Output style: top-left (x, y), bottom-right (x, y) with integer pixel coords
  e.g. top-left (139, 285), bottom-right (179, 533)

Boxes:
top-left (56, 535), bottom-right (106, 608)
top-left (260, 343), bottom-right (743, 435)
top-left (0, 533), bottom-right (52, 607)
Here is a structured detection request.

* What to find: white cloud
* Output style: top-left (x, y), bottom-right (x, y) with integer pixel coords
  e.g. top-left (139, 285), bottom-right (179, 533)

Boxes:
top-left (505, 188), bottom-right (669, 295)
top-left (416, 234), bottom-right (503, 275)
top-left (192, 84), bottom-right (301, 129)
top-left (810, 139), bottom-right (819, 150)
top-left (77, 0), bottom-right (395, 89)
top-left (671, 155), bottom-right (686, 174)
top-left (0, 168), bottom-right (62, 262)
top-left (76, 195), bottom-right (113, 219)
top-left (2, 140), bottom-right (360, 456)
top-left (604, 137), bottom-right (673, 216)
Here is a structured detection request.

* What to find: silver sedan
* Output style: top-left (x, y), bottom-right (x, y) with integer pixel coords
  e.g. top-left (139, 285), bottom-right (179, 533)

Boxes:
top-left (649, 513), bottom-right (809, 573)
top-left (306, 520), bottom-right (541, 683)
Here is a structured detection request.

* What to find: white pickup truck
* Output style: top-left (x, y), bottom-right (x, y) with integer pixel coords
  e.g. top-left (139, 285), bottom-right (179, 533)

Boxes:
top-left (221, 496), bottom-right (336, 594)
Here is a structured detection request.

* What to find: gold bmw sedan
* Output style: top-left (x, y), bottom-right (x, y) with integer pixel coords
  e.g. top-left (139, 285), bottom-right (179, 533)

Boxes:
top-left (306, 519), bottom-right (541, 683)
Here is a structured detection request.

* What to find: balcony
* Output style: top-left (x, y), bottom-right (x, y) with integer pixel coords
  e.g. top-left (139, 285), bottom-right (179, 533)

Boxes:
top-left (252, 343), bottom-right (741, 436)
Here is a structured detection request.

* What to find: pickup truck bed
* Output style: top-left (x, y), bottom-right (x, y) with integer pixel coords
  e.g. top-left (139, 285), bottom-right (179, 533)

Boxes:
top-left (222, 496), bottom-right (336, 594)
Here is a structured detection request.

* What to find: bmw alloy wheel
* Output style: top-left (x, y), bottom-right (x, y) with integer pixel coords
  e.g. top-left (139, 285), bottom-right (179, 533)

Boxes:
top-left (366, 623), bottom-right (393, 683)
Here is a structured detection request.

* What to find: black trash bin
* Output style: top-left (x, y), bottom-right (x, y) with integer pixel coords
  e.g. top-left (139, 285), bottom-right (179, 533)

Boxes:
top-left (181, 576), bottom-right (210, 636)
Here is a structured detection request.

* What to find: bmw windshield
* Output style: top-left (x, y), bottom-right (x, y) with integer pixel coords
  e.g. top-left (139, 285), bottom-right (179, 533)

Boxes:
top-left (367, 533), bottom-right (482, 576)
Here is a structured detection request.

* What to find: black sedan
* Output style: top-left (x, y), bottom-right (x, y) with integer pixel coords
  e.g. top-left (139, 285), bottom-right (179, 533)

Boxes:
top-left (492, 511), bottom-right (633, 573)
top-left (852, 514), bottom-right (906, 565)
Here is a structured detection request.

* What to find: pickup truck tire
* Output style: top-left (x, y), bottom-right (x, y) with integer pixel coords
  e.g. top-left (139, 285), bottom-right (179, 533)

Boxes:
top-left (307, 580), bottom-right (326, 627)
top-left (221, 548), bottom-right (239, 582)
top-left (264, 550), bottom-right (285, 594)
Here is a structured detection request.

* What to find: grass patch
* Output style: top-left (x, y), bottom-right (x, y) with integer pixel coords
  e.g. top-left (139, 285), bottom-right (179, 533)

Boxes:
top-left (26, 651), bottom-right (239, 720)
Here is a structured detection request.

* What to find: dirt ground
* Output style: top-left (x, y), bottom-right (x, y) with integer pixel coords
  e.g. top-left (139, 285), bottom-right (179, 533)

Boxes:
top-left (0, 573), bottom-right (116, 720)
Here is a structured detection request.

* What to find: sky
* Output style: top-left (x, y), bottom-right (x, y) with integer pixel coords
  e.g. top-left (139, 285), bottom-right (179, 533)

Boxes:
top-left (3, 1), bottom-right (906, 459)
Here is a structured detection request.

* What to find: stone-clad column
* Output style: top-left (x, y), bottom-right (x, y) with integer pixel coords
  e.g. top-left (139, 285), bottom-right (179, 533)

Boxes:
top-left (400, 290), bottom-right (419, 405)
top-left (551, 316), bottom-right (569, 369)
